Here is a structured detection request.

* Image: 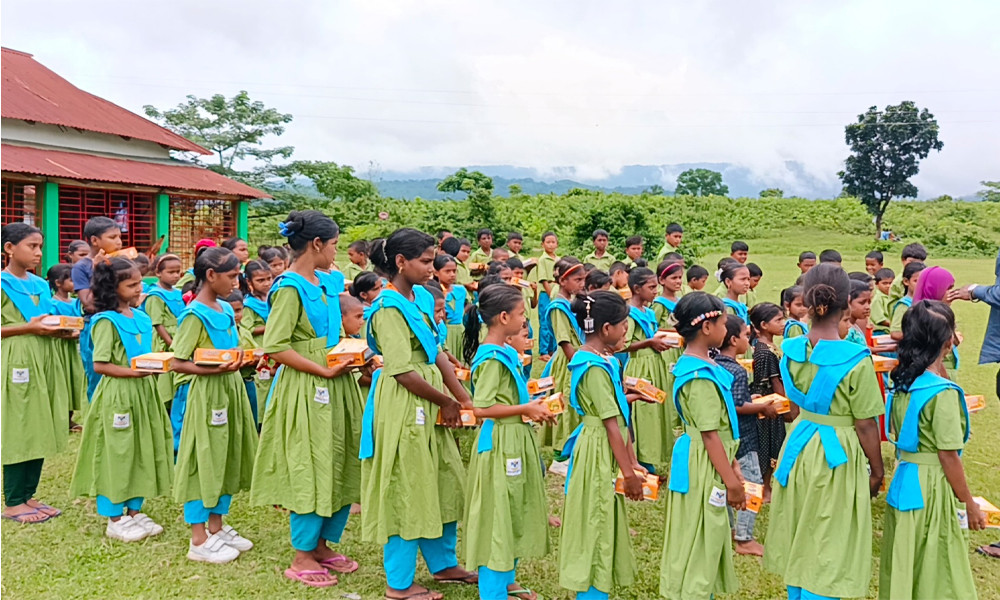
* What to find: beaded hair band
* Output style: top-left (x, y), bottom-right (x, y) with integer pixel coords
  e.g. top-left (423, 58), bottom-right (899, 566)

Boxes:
top-left (690, 309), bottom-right (723, 326)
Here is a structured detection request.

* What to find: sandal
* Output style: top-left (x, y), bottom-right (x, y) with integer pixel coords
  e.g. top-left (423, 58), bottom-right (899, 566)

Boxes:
top-left (27, 501), bottom-right (61, 517)
top-left (976, 542), bottom-right (1000, 559)
top-left (433, 569), bottom-right (478, 584)
top-left (319, 553), bottom-right (359, 573)
top-left (2, 508), bottom-right (51, 524)
top-left (284, 568), bottom-right (338, 587)
top-left (508, 587), bottom-right (539, 600)
top-left (385, 586), bottom-right (442, 600)
top-left (69, 422), bottom-right (83, 433)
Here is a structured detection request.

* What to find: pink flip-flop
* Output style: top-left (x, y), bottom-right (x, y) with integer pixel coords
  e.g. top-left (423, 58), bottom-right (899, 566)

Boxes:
top-left (284, 568), bottom-right (338, 587)
top-left (320, 553), bottom-right (359, 573)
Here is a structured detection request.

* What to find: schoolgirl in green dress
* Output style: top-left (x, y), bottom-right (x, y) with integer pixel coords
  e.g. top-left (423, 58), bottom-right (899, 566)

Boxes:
top-left (652, 260), bottom-right (685, 431)
top-left (845, 280), bottom-right (872, 346)
top-left (624, 267), bottom-right (675, 469)
top-left (46, 263), bottom-right (87, 428)
top-left (361, 228), bottom-right (477, 600)
top-left (880, 300), bottom-right (983, 600)
top-left (559, 290), bottom-right (643, 600)
top-left (763, 264), bottom-right (886, 600)
top-left (888, 261), bottom-right (927, 342)
top-left (435, 254), bottom-right (467, 363)
top-left (781, 285), bottom-right (809, 339)
top-left (142, 253), bottom-right (184, 406)
top-left (71, 257), bottom-right (173, 542)
top-left (462, 284), bottom-right (556, 600)
top-left (171, 247), bottom-right (258, 565)
top-left (240, 259), bottom-right (275, 415)
top-left (1, 223), bottom-right (73, 523)
top-left (720, 262), bottom-right (750, 324)
top-left (660, 292), bottom-right (744, 599)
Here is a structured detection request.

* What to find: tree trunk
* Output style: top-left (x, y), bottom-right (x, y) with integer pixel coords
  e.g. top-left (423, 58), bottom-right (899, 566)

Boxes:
top-left (874, 212), bottom-right (883, 240)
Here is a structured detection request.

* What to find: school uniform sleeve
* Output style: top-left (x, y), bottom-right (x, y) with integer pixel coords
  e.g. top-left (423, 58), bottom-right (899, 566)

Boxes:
top-left (889, 303), bottom-right (907, 334)
top-left (472, 359), bottom-right (503, 409)
top-left (373, 308), bottom-right (416, 377)
top-left (889, 278), bottom-right (904, 304)
top-left (870, 291), bottom-right (889, 326)
top-left (625, 317), bottom-right (639, 344)
top-left (684, 378), bottom-right (725, 431)
top-left (1, 291), bottom-right (22, 325)
top-left (172, 316), bottom-right (205, 361)
top-left (845, 360), bottom-right (884, 420)
top-left (91, 318), bottom-right (117, 363)
top-left (552, 310), bottom-right (575, 345)
top-left (581, 368), bottom-right (621, 420)
top-left (925, 389), bottom-right (966, 451)
top-left (262, 287), bottom-right (301, 355)
top-left (144, 295), bottom-right (168, 327)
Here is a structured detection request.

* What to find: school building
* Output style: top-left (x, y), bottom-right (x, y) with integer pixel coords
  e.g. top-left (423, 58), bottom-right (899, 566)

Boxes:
top-left (0, 47), bottom-right (268, 271)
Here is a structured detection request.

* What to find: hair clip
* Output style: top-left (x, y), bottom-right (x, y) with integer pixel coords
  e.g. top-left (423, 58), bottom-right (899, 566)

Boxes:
top-left (690, 309), bottom-right (722, 326)
top-left (583, 298), bottom-right (595, 334)
top-left (815, 305), bottom-right (827, 316)
top-left (714, 268), bottom-right (724, 282)
top-left (278, 221), bottom-right (292, 237)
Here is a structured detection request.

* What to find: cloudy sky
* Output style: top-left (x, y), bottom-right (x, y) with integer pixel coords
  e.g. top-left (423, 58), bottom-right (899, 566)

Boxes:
top-left (3, 0), bottom-right (998, 196)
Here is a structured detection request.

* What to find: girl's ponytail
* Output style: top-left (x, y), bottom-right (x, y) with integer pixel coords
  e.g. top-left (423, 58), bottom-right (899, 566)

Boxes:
top-left (462, 304), bottom-right (483, 365)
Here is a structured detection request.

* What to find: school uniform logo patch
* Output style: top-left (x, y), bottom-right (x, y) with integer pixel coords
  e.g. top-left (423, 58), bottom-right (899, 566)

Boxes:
top-left (506, 458), bottom-right (523, 477)
top-left (211, 409), bottom-right (228, 426)
top-left (415, 406), bottom-right (426, 425)
top-left (113, 413), bottom-right (130, 429)
top-left (957, 508), bottom-right (969, 530)
top-left (708, 486), bottom-right (727, 508)
top-left (314, 386), bottom-right (330, 405)
top-left (11, 368), bottom-right (29, 383)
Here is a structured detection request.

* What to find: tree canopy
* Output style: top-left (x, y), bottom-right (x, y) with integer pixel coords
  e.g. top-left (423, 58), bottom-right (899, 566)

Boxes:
top-left (279, 160), bottom-right (377, 203)
top-left (978, 181), bottom-right (1000, 202)
top-left (838, 101), bottom-right (943, 237)
top-left (760, 188), bottom-right (784, 198)
top-left (437, 168), bottom-right (495, 227)
top-left (674, 169), bottom-right (728, 197)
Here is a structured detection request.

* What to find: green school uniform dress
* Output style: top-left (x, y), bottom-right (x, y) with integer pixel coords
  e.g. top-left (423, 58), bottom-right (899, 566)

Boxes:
top-left (626, 306), bottom-right (674, 466)
top-left (455, 260), bottom-right (473, 286)
top-left (660, 357), bottom-right (741, 600)
top-left (463, 347), bottom-right (549, 573)
top-left (784, 320), bottom-right (808, 339)
top-left (871, 289), bottom-right (892, 331)
top-left (880, 373), bottom-right (976, 600)
top-left (360, 295), bottom-right (466, 544)
top-left (50, 298), bottom-right (88, 413)
top-left (343, 261), bottom-right (371, 283)
top-left (583, 252), bottom-right (616, 272)
top-left (143, 289), bottom-right (182, 404)
top-left (469, 247), bottom-right (493, 267)
top-left (171, 303), bottom-right (257, 508)
top-left (240, 295), bottom-right (273, 411)
top-left (763, 339), bottom-right (884, 599)
top-left (251, 281), bottom-right (363, 517)
top-left (176, 268), bottom-right (195, 291)
top-left (443, 283), bottom-right (467, 364)
top-left (652, 298), bottom-right (683, 430)
top-left (546, 306), bottom-right (582, 452)
top-left (70, 313), bottom-right (173, 503)
top-left (559, 354), bottom-right (636, 595)
top-left (889, 277), bottom-right (905, 305)
top-left (1, 276), bottom-right (67, 465)
top-left (889, 296), bottom-right (911, 335)
top-left (745, 288), bottom-right (759, 308)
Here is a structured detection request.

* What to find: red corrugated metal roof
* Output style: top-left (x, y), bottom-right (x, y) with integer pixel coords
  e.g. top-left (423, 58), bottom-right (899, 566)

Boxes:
top-left (1, 144), bottom-right (269, 199)
top-left (1, 48), bottom-right (210, 155)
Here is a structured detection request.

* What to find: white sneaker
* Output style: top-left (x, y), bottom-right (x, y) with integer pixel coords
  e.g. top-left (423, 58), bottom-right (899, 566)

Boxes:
top-left (131, 513), bottom-right (164, 537)
top-left (106, 516), bottom-right (149, 542)
top-left (216, 524), bottom-right (253, 552)
top-left (187, 533), bottom-right (240, 564)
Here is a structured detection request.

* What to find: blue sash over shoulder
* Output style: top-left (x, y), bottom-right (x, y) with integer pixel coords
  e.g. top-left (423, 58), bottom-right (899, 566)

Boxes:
top-left (629, 305), bottom-right (658, 339)
top-left (774, 337), bottom-right (870, 487)
top-left (242, 295), bottom-right (270, 321)
top-left (562, 351), bottom-right (629, 494)
top-left (783, 319), bottom-right (809, 339)
top-left (178, 300), bottom-right (240, 350)
top-left (668, 355), bottom-right (739, 494)
top-left (444, 284), bottom-right (466, 326)
top-left (270, 271), bottom-right (342, 347)
top-left (722, 297), bottom-right (749, 324)
top-left (91, 309), bottom-right (153, 362)
top-left (51, 297), bottom-right (81, 317)
top-left (1, 271), bottom-right (52, 320)
top-left (885, 371), bottom-right (968, 512)
top-left (471, 344), bottom-right (530, 453)
top-left (142, 285), bottom-right (185, 319)
top-left (539, 296), bottom-right (583, 357)
top-left (652, 296), bottom-right (677, 316)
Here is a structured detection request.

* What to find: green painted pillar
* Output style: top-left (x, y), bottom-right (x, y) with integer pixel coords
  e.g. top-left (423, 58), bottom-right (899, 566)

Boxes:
top-left (155, 193), bottom-right (170, 253)
top-left (41, 182), bottom-right (59, 273)
top-left (237, 200), bottom-right (248, 240)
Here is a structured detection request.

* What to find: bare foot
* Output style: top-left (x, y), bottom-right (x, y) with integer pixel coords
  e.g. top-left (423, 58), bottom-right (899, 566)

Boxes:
top-left (385, 584), bottom-right (442, 600)
top-left (432, 565), bottom-right (477, 584)
top-left (548, 515), bottom-right (562, 527)
top-left (349, 503), bottom-right (362, 515)
top-left (735, 539), bottom-right (765, 556)
top-left (2, 504), bottom-right (48, 523)
top-left (762, 486), bottom-right (772, 504)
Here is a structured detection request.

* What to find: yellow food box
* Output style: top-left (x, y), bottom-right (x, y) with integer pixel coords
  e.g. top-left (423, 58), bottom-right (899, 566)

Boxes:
top-left (973, 497), bottom-right (1000, 528)
top-left (616, 287), bottom-right (632, 300)
top-left (737, 358), bottom-right (754, 374)
top-left (655, 330), bottom-right (684, 348)
top-left (454, 366), bottom-right (472, 381)
top-left (753, 393), bottom-right (791, 418)
top-left (326, 338), bottom-right (375, 368)
top-left (624, 376), bottom-right (667, 404)
top-left (41, 315), bottom-right (85, 330)
top-left (744, 482), bottom-right (764, 513)
top-left (243, 348), bottom-right (265, 362)
top-left (520, 353), bottom-right (532, 366)
top-left (966, 395), bottom-right (986, 413)
top-left (130, 352), bottom-right (174, 373)
top-left (522, 258), bottom-right (537, 269)
top-left (436, 409), bottom-right (477, 427)
top-left (872, 355), bottom-right (899, 373)
top-left (527, 376), bottom-right (555, 395)
top-left (614, 470), bottom-right (660, 501)
top-left (522, 392), bottom-right (566, 422)
top-left (510, 277), bottom-right (532, 289)
top-left (469, 262), bottom-right (487, 273)
top-left (193, 348), bottom-right (244, 365)
top-left (110, 247), bottom-right (139, 259)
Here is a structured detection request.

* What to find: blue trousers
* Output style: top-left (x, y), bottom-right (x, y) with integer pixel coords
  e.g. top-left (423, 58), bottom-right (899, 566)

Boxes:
top-left (170, 383), bottom-right (190, 453)
top-left (576, 587), bottom-right (609, 599)
top-left (81, 320), bottom-right (99, 401)
top-left (96, 495), bottom-right (143, 518)
top-left (478, 566), bottom-right (515, 600)
top-left (383, 521), bottom-right (458, 590)
top-left (788, 585), bottom-right (837, 600)
top-left (242, 378), bottom-right (258, 424)
top-left (289, 505), bottom-right (351, 552)
top-left (183, 494), bottom-right (232, 525)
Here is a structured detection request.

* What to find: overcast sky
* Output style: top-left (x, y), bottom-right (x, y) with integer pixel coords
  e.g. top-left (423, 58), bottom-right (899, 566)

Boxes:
top-left (3, 0), bottom-right (998, 197)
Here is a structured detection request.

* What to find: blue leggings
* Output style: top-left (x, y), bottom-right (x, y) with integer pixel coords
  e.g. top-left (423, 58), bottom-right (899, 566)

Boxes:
top-left (96, 495), bottom-right (143, 518)
top-left (242, 379), bottom-right (258, 424)
top-left (383, 521), bottom-right (458, 591)
top-left (478, 566), bottom-right (515, 600)
top-left (788, 585), bottom-right (837, 600)
top-left (576, 587), bottom-right (609, 599)
top-left (289, 505), bottom-right (351, 552)
top-left (183, 494), bottom-right (232, 525)
top-left (537, 292), bottom-right (553, 354)
top-left (170, 383), bottom-right (190, 453)
top-left (81, 320), bottom-right (99, 401)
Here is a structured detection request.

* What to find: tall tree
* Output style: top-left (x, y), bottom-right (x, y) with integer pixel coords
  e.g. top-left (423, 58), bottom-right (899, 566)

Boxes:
top-left (280, 161), bottom-right (378, 203)
top-left (144, 91), bottom-right (293, 184)
top-left (759, 188), bottom-right (784, 198)
top-left (977, 180), bottom-right (1000, 202)
top-left (838, 101), bottom-right (943, 237)
top-left (437, 168), bottom-right (495, 226)
top-left (644, 184), bottom-right (666, 195)
top-left (674, 169), bottom-right (728, 196)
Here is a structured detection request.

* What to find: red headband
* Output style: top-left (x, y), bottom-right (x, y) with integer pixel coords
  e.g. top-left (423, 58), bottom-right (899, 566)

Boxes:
top-left (659, 261), bottom-right (683, 280)
top-left (559, 263), bottom-right (584, 280)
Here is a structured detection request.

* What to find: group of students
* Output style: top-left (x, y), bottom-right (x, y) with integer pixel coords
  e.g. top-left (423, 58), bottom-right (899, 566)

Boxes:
top-left (0, 215), bottom-right (988, 599)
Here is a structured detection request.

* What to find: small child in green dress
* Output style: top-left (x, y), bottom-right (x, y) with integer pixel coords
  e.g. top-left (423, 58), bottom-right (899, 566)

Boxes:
top-left (781, 285), bottom-right (809, 339)
top-left (845, 280), bottom-right (872, 346)
top-left (239, 259), bottom-right (275, 407)
top-left (880, 300), bottom-right (985, 599)
top-left (889, 261), bottom-right (927, 342)
top-left (46, 263), bottom-right (86, 431)
top-left (660, 292), bottom-right (745, 599)
top-left (462, 284), bottom-right (557, 600)
top-left (559, 290), bottom-right (645, 600)
top-left (143, 254), bottom-right (184, 407)
top-left (871, 268), bottom-right (895, 333)
top-left (71, 257), bottom-right (174, 541)
top-left (542, 258), bottom-right (588, 453)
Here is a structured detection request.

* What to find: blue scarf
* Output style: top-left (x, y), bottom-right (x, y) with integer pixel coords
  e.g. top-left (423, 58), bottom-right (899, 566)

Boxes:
top-left (91, 309), bottom-right (153, 362)
top-left (629, 305), bottom-right (658, 339)
top-left (774, 337), bottom-right (870, 487)
top-left (652, 296), bottom-right (677, 314)
top-left (668, 355), bottom-right (739, 494)
top-left (270, 271), bottom-right (342, 347)
top-left (1, 271), bottom-right (52, 319)
top-left (51, 297), bottom-right (81, 317)
top-left (142, 285), bottom-right (185, 319)
top-left (243, 295), bottom-right (270, 321)
top-left (178, 300), bottom-right (239, 350)
top-left (562, 350), bottom-right (629, 494)
top-left (783, 319), bottom-right (809, 339)
top-left (885, 371), bottom-right (968, 512)
top-left (540, 296), bottom-right (584, 356)
top-left (471, 344), bottom-right (530, 453)
top-left (722, 297), bottom-right (749, 324)
top-left (444, 284), bottom-right (466, 326)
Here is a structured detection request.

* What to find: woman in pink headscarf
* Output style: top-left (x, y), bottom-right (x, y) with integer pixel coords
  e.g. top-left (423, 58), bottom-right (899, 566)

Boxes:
top-left (912, 266), bottom-right (962, 376)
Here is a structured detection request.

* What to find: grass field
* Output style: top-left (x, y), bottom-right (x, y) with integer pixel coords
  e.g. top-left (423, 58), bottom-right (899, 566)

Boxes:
top-left (3, 229), bottom-right (998, 600)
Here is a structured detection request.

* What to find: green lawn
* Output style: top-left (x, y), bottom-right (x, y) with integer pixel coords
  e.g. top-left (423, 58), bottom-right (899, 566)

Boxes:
top-left (3, 230), bottom-right (998, 600)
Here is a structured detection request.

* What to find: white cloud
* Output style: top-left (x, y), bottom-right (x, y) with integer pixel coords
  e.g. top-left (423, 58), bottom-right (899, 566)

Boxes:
top-left (2, 0), bottom-right (998, 197)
